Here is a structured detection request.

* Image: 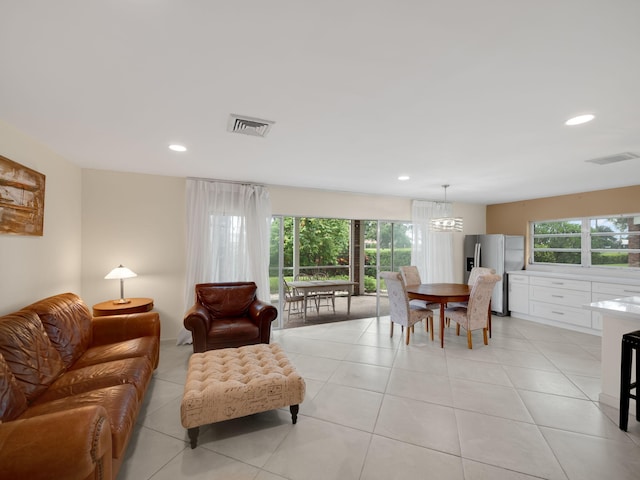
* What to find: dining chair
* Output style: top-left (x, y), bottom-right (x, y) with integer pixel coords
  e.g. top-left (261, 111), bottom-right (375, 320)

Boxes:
top-left (292, 275), bottom-right (320, 315)
top-left (444, 273), bottom-right (501, 349)
top-left (313, 272), bottom-right (336, 313)
top-left (380, 271), bottom-right (434, 345)
top-left (399, 266), bottom-right (440, 315)
top-left (399, 265), bottom-right (421, 286)
top-left (446, 266), bottom-right (496, 333)
top-left (283, 279), bottom-right (305, 320)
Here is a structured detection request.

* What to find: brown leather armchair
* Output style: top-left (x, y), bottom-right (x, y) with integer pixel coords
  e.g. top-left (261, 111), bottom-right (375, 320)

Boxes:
top-left (183, 282), bottom-right (278, 353)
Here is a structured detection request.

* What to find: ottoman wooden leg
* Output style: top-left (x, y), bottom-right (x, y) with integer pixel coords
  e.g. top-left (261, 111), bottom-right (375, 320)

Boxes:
top-left (188, 427), bottom-right (200, 449)
top-left (290, 405), bottom-right (299, 424)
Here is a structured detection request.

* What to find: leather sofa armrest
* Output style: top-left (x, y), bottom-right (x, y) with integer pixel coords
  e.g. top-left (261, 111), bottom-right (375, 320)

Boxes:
top-left (249, 300), bottom-right (278, 343)
top-left (0, 406), bottom-right (112, 480)
top-left (91, 311), bottom-right (161, 346)
top-left (183, 304), bottom-right (211, 352)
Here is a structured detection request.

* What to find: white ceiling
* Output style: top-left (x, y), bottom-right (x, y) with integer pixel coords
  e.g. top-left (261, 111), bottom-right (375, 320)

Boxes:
top-left (1, 1), bottom-right (639, 205)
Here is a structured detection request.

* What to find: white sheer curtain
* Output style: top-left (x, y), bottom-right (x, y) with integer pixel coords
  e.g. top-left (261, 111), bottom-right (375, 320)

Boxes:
top-left (176, 179), bottom-right (272, 345)
top-left (411, 200), bottom-right (455, 283)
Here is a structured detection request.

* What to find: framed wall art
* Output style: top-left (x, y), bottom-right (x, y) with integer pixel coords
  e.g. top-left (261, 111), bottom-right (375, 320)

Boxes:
top-left (0, 154), bottom-right (46, 236)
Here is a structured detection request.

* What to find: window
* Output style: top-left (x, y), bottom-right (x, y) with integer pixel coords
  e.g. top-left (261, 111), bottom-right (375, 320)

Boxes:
top-left (531, 215), bottom-right (640, 268)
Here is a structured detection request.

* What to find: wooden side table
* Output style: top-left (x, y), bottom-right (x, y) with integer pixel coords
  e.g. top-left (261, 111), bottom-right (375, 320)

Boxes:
top-left (92, 297), bottom-right (154, 317)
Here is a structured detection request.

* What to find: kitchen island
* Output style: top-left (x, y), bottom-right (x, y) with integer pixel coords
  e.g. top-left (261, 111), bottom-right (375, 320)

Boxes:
top-left (586, 296), bottom-right (640, 409)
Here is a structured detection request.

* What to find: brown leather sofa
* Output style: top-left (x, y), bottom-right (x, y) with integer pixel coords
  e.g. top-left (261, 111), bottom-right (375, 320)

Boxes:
top-left (183, 282), bottom-right (277, 353)
top-left (0, 292), bottom-right (160, 480)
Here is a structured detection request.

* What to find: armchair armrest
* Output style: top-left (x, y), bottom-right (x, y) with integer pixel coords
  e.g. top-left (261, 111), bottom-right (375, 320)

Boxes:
top-left (183, 304), bottom-right (212, 352)
top-left (91, 311), bottom-right (161, 346)
top-left (0, 406), bottom-right (112, 480)
top-left (249, 300), bottom-right (278, 343)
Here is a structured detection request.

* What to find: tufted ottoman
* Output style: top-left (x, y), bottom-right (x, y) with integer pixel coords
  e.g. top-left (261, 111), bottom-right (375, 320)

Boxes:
top-left (180, 343), bottom-right (306, 448)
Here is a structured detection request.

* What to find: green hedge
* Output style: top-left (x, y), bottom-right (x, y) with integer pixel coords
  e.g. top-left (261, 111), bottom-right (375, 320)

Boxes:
top-left (365, 248), bottom-right (411, 267)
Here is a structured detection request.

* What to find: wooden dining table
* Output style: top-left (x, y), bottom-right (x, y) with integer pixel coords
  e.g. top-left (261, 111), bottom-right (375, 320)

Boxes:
top-left (406, 283), bottom-right (471, 348)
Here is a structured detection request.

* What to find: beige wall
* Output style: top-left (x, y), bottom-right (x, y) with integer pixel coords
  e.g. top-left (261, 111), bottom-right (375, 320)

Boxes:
top-left (486, 185), bottom-right (640, 235)
top-left (0, 120), bottom-right (82, 314)
top-left (81, 170), bottom-right (186, 340)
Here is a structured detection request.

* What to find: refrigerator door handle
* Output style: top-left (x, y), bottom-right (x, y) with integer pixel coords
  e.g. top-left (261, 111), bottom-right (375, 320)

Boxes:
top-left (474, 243), bottom-right (481, 269)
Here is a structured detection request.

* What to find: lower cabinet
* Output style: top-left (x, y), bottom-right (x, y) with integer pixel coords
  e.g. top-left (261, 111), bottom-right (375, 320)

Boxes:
top-left (508, 273), bottom-right (529, 315)
top-left (508, 272), bottom-right (640, 335)
top-left (529, 277), bottom-right (592, 329)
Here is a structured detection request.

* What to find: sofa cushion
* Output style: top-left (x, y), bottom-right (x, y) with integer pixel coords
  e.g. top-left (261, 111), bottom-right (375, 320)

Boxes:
top-left (72, 336), bottom-right (159, 370)
top-left (33, 357), bottom-right (153, 404)
top-left (20, 384), bottom-right (140, 459)
top-left (26, 293), bottom-right (93, 369)
top-left (0, 310), bottom-right (66, 403)
top-left (196, 283), bottom-right (256, 317)
top-left (0, 353), bottom-right (28, 422)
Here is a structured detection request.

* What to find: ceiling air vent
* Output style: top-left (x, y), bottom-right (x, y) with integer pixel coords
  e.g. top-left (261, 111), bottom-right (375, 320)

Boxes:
top-left (585, 152), bottom-right (640, 165)
top-left (227, 114), bottom-right (274, 138)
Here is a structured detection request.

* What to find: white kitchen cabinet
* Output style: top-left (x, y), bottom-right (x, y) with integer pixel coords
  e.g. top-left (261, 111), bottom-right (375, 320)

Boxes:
top-left (507, 271), bottom-right (640, 335)
top-left (508, 273), bottom-right (529, 315)
top-left (529, 277), bottom-right (592, 329)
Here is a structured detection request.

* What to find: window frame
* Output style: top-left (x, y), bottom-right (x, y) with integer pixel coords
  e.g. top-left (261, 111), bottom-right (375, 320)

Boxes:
top-left (530, 214), bottom-right (640, 270)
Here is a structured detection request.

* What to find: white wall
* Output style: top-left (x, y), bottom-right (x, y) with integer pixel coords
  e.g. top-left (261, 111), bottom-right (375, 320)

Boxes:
top-left (270, 185), bottom-right (413, 220)
top-left (79, 176), bottom-right (485, 339)
top-left (0, 120), bottom-right (82, 314)
top-left (271, 184), bottom-right (487, 283)
top-left (81, 169), bottom-right (186, 340)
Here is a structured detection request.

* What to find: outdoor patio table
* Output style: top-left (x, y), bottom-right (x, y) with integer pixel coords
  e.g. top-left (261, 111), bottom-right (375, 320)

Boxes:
top-left (289, 280), bottom-right (357, 321)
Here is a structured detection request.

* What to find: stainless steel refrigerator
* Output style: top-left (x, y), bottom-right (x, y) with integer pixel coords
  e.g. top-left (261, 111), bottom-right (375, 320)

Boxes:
top-left (463, 234), bottom-right (525, 315)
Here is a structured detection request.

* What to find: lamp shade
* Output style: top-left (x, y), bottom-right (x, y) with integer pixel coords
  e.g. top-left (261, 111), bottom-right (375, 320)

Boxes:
top-left (429, 184), bottom-right (464, 232)
top-left (430, 217), bottom-right (464, 232)
top-left (104, 265), bottom-right (137, 280)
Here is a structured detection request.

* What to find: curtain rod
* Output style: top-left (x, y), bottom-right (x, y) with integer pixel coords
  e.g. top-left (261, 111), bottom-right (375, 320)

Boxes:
top-left (187, 177), bottom-right (266, 188)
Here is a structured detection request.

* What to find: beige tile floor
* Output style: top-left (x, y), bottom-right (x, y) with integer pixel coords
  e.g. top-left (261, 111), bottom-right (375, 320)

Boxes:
top-left (119, 315), bottom-right (640, 480)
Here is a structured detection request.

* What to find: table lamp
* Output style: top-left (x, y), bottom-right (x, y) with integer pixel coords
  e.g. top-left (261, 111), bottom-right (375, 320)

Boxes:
top-left (104, 264), bottom-right (137, 304)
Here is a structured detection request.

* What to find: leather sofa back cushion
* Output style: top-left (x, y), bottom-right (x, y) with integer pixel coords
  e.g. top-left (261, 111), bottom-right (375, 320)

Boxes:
top-left (0, 352), bottom-right (28, 421)
top-left (0, 310), bottom-right (66, 402)
top-left (196, 283), bottom-right (257, 317)
top-left (26, 293), bottom-right (92, 369)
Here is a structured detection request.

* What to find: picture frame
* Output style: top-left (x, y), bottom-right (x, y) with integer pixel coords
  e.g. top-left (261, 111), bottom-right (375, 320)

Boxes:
top-left (0, 154), bottom-right (46, 236)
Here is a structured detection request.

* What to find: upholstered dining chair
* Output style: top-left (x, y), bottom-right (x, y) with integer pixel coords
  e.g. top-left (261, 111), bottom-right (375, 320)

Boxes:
top-left (399, 265), bottom-right (421, 286)
top-left (183, 282), bottom-right (278, 353)
top-left (399, 266), bottom-right (440, 313)
top-left (446, 266), bottom-right (496, 332)
top-left (380, 271), bottom-right (434, 345)
top-left (444, 273), bottom-right (501, 349)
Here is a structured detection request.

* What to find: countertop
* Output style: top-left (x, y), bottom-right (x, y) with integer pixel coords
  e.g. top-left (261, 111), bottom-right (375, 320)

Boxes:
top-left (506, 269), bottom-right (640, 287)
top-left (585, 296), bottom-right (640, 320)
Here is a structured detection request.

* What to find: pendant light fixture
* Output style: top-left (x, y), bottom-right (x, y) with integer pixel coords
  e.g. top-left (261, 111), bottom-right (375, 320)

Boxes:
top-left (430, 185), bottom-right (464, 232)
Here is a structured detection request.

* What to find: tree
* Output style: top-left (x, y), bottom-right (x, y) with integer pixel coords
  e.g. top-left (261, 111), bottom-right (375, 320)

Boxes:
top-left (270, 217), bottom-right (350, 270)
top-left (364, 221), bottom-right (412, 249)
top-left (297, 218), bottom-right (350, 266)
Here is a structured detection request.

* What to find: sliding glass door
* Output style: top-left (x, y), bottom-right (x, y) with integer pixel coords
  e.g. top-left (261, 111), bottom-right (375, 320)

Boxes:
top-left (270, 216), bottom-right (413, 329)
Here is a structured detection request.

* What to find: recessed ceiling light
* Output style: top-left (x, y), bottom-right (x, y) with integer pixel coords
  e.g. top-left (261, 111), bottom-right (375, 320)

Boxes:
top-left (565, 114), bottom-right (595, 126)
top-left (169, 144), bottom-right (187, 152)
top-left (398, 175), bottom-right (410, 181)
